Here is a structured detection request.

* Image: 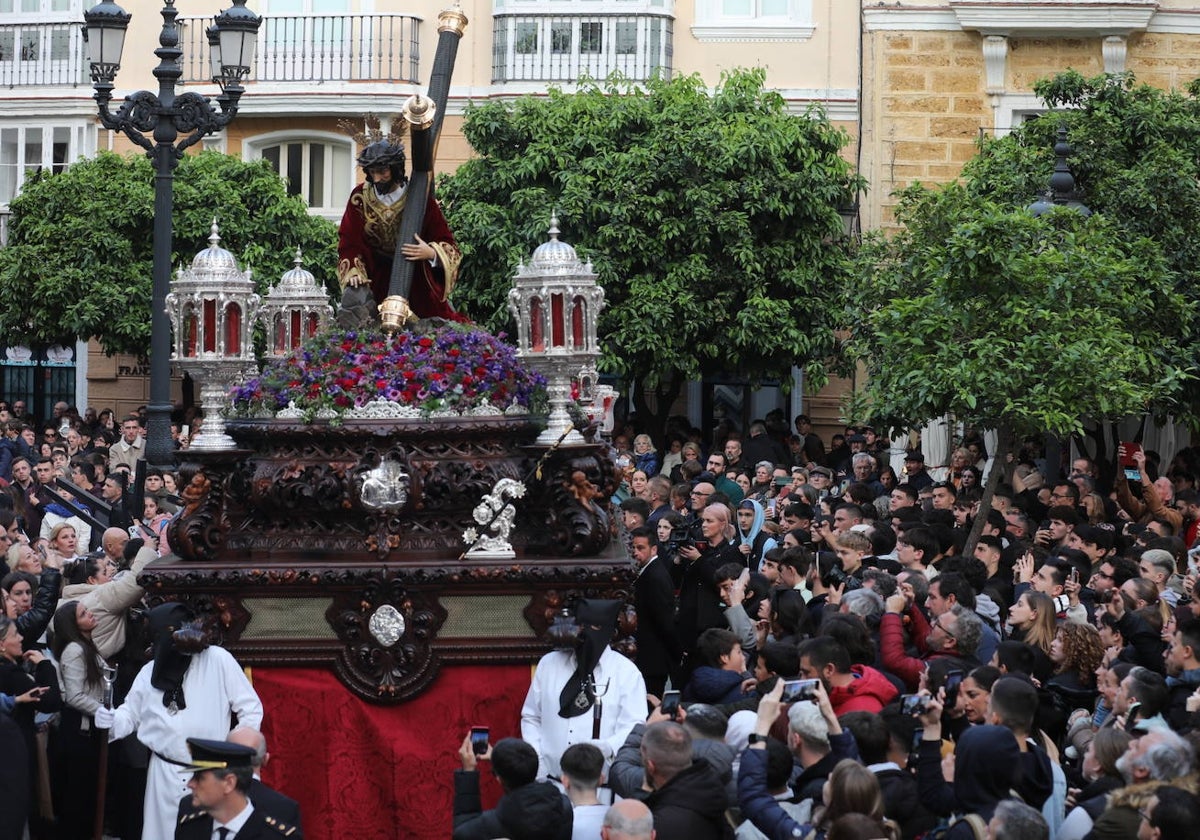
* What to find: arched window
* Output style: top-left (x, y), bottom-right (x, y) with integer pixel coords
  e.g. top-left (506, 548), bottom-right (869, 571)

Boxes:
top-left (245, 131), bottom-right (355, 220)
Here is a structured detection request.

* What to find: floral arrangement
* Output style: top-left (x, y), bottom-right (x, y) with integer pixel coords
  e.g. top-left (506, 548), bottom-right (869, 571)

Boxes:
top-left (229, 325), bottom-right (546, 421)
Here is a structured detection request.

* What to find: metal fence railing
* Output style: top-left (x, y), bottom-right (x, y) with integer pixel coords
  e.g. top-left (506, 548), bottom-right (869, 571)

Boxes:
top-left (0, 21), bottom-right (88, 88)
top-left (177, 13), bottom-right (422, 85)
top-left (492, 12), bottom-right (673, 84)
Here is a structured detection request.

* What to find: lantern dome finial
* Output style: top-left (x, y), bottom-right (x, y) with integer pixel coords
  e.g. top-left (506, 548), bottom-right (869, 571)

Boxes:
top-left (529, 212), bottom-right (579, 269)
top-left (190, 218), bottom-right (240, 273)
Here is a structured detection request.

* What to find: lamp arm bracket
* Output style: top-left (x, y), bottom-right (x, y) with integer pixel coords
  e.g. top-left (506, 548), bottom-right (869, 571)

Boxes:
top-left (172, 92), bottom-right (237, 155)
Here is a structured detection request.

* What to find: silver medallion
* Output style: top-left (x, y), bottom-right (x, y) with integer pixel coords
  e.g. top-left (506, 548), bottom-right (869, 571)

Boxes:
top-left (368, 604), bottom-right (406, 647)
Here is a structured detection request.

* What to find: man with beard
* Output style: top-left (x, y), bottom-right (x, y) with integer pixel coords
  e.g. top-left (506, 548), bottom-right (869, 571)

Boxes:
top-left (95, 603), bottom-right (263, 840)
top-left (336, 136), bottom-right (466, 321)
top-left (521, 599), bottom-right (647, 780)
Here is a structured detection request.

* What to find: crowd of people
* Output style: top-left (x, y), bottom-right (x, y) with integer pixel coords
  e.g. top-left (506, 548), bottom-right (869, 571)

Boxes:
top-left (460, 412), bottom-right (1200, 840)
top-left (0, 400), bottom-right (298, 840)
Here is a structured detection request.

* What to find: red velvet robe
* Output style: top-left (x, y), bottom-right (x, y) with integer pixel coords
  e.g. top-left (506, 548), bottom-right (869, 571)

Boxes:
top-left (337, 182), bottom-right (468, 322)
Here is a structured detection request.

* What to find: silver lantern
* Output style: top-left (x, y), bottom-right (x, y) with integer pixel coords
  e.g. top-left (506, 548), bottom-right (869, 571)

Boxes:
top-left (165, 219), bottom-right (260, 450)
top-left (508, 215), bottom-right (605, 445)
top-left (261, 247), bottom-right (332, 362)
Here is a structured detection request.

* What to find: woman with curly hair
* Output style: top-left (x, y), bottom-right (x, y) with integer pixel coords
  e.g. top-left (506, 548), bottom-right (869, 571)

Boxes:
top-left (1047, 622), bottom-right (1104, 710)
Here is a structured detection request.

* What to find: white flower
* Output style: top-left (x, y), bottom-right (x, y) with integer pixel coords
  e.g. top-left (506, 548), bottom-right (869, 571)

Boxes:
top-left (462, 528), bottom-right (479, 544)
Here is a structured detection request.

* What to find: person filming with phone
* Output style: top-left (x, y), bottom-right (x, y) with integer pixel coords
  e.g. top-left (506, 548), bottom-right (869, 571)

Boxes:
top-left (452, 733), bottom-right (572, 840)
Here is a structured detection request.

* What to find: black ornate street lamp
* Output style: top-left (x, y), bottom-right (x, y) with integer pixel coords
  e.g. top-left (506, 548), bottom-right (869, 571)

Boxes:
top-left (83, 0), bottom-right (261, 470)
top-left (1028, 124), bottom-right (1092, 218)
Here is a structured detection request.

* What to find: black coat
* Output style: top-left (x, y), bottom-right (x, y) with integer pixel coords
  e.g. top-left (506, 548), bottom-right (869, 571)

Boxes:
top-left (645, 760), bottom-right (734, 840)
top-left (178, 778), bottom-right (302, 828)
top-left (635, 557), bottom-right (682, 680)
top-left (452, 772), bottom-right (572, 840)
top-left (175, 806), bottom-right (301, 839)
top-left (676, 540), bottom-right (743, 659)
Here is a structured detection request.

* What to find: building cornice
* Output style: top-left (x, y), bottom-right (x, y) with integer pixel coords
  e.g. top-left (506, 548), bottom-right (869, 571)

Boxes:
top-left (233, 84), bottom-right (858, 121)
top-left (950, 1), bottom-right (1157, 37)
top-left (0, 95), bottom-right (96, 119)
top-left (862, 7), bottom-right (961, 31)
top-left (864, 2), bottom-right (1200, 37)
top-left (1147, 10), bottom-right (1200, 33)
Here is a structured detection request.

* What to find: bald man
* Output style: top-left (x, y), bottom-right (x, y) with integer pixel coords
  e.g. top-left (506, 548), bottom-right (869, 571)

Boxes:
top-left (602, 800), bottom-right (655, 840)
top-left (177, 727), bottom-right (302, 830)
top-left (101, 527), bottom-right (129, 565)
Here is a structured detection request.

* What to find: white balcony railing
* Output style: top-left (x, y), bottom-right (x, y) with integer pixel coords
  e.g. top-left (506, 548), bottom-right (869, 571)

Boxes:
top-left (492, 12), bottom-right (673, 84)
top-left (0, 21), bottom-right (88, 88)
top-left (177, 13), bottom-right (422, 85)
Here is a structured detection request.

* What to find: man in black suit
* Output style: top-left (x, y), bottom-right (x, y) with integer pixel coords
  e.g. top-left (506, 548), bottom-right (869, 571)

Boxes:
top-left (631, 525), bottom-right (682, 699)
top-left (178, 728), bottom-right (301, 829)
top-left (175, 738), bottom-right (301, 839)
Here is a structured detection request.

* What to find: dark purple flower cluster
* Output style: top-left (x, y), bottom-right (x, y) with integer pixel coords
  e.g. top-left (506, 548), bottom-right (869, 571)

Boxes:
top-left (230, 325), bottom-right (546, 417)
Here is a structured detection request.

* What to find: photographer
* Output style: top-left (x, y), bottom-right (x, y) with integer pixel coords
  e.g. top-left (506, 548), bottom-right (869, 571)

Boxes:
top-left (676, 504), bottom-right (743, 683)
top-left (737, 678), bottom-right (864, 836)
top-left (910, 689), bottom-right (1023, 838)
top-left (452, 735), bottom-right (572, 840)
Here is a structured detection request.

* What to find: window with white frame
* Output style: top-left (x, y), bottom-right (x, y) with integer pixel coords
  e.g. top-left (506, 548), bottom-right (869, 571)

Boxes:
top-left (0, 0), bottom-right (81, 85)
top-left (0, 124), bottom-right (76, 208)
top-left (246, 133), bottom-right (354, 220)
top-left (691, 0), bottom-right (814, 42)
top-left (0, 0), bottom-right (76, 14)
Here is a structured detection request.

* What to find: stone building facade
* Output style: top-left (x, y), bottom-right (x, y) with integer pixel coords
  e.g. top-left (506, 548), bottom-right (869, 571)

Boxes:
top-left (861, 1), bottom-right (1200, 229)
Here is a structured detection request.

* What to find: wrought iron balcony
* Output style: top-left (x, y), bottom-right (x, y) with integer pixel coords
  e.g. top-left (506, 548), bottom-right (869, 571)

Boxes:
top-left (177, 13), bottom-right (422, 85)
top-left (0, 21), bottom-right (88, 88)
top-left (492, 12), bottom-right (673, 84)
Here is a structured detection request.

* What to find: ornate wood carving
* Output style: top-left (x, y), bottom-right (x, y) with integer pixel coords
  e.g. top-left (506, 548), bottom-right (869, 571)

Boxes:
top-left (325, 575), bottom-right (448, 703)
top-left (147, 415), bottom-right (639, 702)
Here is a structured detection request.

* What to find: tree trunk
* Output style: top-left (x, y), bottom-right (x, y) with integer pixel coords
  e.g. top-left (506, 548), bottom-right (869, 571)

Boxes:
top-left (962, 424), bottom-right (1012, 561)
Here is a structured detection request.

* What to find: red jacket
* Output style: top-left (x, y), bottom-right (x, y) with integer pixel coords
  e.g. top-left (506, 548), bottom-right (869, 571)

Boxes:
top-left (828, 664), bottom-right (899, 715)
top-left (880, 610), bottom-right (954, 692)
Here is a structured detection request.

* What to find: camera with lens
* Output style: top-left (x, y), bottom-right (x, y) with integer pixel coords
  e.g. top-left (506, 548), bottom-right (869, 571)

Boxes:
top-left (821, 561), bottom-right (863, 592)
top-left (665, 519), bottom-right (705, 555)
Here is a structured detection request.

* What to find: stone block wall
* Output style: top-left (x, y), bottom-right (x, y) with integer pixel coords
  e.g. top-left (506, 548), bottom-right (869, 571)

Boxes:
top-left (863, 22), bottom-right (1200, 231)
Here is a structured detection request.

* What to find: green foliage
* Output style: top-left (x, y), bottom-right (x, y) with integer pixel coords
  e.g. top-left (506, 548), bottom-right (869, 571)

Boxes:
top-left (0, 151), bottom-right (339, 356)
top-left (962, 70), bottom-right (1200, 411)
top-left (848, 184), bottom-right (1192, 439)
top-left (440, 69), bottom-right (862, 423)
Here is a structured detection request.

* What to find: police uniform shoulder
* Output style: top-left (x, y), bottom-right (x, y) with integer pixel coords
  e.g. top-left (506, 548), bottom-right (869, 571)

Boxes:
top-left (179, 811), bottom-right (206, 825)
top-left (263, 814), bottom-right (299, 836)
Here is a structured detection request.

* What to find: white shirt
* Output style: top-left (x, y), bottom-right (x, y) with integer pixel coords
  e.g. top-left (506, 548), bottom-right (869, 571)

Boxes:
top-left (571, 803), bottom-right (608, 840)
top-left (521, 645), bottom-right (647, 780)
top-left (214, 801), bottom-right (255, 840)
top-left (109, 646), bottom-right (263, 840)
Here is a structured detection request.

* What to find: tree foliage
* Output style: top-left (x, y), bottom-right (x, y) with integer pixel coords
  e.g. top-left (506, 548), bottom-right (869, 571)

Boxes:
top-left (440, 69), bottom-right (862, 435)
top-left (848, 186), bottom-right (1191, 441)
top-left (961, 70), bottom-right (1200, 412)
top-left (0, 151), bottom-right (339, 356)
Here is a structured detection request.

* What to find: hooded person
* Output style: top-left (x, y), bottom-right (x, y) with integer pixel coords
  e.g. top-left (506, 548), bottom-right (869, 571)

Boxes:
top-left (916, 724), bottom-right (1022, 839)
top-left (736, 499), bottom-right (778, 575)
top-left (94, 603), bottom-right (264, 840)
top-left (521, 598), bottom-right (648, 780)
